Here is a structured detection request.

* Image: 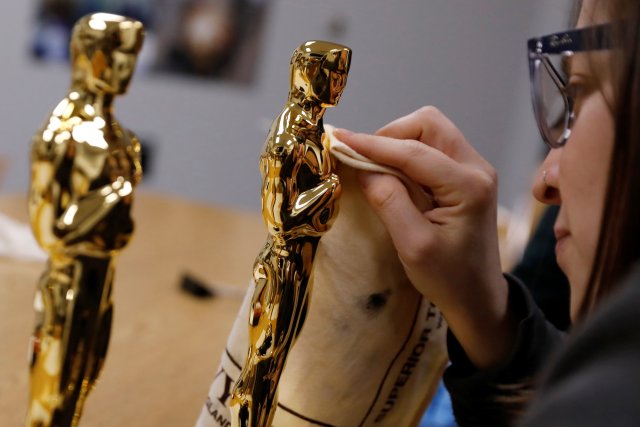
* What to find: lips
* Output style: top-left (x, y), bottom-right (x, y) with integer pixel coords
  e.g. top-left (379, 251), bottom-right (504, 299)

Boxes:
top-left (554, 227), bottom-right (570, 241)
top-left (554, 227), bottom-right (570, 258)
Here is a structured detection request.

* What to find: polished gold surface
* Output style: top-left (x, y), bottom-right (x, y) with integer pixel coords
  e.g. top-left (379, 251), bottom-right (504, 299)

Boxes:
top-left (229, 41), bottom-right (351, 427)
top-left (26, 13), bottom-right (144, 427)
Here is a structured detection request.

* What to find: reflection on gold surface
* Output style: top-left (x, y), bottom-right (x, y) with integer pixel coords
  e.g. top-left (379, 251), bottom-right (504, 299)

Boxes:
top-left (26, 13), bottom-right (144, 427)
top-left (230, 41), bottom-right (351, 427)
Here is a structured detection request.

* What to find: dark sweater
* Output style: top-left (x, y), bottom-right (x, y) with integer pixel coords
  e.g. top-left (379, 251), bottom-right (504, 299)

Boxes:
top-left (521, 263), bottom-right (640, 426)
top-left (443, 275), bottom-right (564, 427)
top-left (444, 265), bottom-right (640, 427)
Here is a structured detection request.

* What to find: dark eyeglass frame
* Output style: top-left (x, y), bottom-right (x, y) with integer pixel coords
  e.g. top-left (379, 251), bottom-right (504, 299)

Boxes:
top-left (527, 23), bottom-right (615, 148)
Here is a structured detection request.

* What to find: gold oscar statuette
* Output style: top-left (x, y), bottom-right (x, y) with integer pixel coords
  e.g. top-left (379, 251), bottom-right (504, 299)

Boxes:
top-left (26, 13), bottom-right (144, 427)
top-left (229, 41), bottom-right (351, 427)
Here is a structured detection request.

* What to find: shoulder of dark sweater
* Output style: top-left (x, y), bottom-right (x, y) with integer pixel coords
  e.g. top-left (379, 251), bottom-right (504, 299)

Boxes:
top-left (444, 273), bottom-right (564, 427)
top-left (520, 263), bottom-right (640, 427)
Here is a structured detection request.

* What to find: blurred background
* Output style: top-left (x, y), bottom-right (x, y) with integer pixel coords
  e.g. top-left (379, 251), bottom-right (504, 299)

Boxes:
top-left (0, 0), bottom-right (572, 212)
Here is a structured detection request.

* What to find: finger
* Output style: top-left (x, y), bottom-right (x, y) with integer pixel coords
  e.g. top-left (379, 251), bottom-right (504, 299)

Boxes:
top-left (376, 106), bottom-right (488, 168)
top-left (356, 171), bottom-right (434, 252)
top-left (334, 129), bottom-right (469, 197)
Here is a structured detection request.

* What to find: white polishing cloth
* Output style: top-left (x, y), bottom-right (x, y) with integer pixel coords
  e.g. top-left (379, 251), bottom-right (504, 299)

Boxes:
top-left (325, 124), bottom-right (433, 212)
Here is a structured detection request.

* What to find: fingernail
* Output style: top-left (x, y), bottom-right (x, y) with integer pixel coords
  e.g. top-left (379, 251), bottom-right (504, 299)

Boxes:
top-left (334, 128), bottom-right (354, 139)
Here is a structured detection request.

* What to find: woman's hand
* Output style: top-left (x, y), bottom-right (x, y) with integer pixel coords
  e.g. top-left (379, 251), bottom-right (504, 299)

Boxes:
top-left (335, 106), bottom-right (517, 370)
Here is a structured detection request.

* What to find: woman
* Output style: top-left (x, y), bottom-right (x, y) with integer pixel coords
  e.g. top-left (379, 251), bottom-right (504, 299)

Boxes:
top-left (335, 0), bottom-right (640, 424)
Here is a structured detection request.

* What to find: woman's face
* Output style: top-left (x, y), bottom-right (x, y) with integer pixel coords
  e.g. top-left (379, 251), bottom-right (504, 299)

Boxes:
top-left (533, 0), bottom-right (615, 320)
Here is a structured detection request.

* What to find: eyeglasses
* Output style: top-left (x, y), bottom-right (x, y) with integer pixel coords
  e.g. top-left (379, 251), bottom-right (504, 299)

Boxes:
top-left (527, 23), bottom-right (615, 148)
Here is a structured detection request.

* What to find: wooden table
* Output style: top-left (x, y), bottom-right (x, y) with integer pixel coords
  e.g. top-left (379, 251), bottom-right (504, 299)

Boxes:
top-left (0, 193), bottom-right (264, 426)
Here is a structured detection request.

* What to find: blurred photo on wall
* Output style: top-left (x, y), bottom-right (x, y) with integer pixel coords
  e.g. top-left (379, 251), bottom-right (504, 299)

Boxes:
top-left (32, 0), bottom-right (270, 84)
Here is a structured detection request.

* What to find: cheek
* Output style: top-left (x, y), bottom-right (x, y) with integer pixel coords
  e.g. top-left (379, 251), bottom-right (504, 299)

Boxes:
top-left (558, 92), bottom-right (614, 275)
top-left (563, 93), bottom-right (613, 200)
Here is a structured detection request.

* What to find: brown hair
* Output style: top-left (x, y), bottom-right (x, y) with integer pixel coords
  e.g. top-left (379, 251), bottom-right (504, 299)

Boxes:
top-left (581, 0), bottom-right (640, 318)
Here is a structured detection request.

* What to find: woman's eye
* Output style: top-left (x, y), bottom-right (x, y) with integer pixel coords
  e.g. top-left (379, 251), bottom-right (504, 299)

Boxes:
top-left (565, 76), bottom-right (589, 99)
top-left (565, 82), bottom-right (580, 98)
top-left (564, 76), bottom-right (592, 115)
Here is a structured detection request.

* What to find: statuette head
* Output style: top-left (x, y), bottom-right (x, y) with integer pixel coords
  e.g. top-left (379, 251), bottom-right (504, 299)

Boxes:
top-left (289, 41), bottom-right (351, 107)
top-left (70, 13), bottom-right (145, 94)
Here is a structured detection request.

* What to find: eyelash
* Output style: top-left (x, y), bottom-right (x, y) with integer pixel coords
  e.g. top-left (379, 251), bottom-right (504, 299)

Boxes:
top-left (564, 77), bottom-right (594, 116)
top-left (564, 76), bottom-right (589, 99)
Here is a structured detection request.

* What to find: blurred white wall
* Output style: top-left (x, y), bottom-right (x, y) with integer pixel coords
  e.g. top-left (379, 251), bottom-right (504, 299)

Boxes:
top-left (0, 0), bottom-right (573, 212)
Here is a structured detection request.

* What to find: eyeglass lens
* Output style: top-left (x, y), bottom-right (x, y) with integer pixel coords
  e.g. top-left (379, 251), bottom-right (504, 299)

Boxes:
top-left (535, 53), bottom-right (571, 146)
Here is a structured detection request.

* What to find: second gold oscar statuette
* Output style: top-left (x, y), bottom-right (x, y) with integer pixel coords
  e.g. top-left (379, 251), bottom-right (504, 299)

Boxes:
top-left (26, 13), bottom-right (144, 427)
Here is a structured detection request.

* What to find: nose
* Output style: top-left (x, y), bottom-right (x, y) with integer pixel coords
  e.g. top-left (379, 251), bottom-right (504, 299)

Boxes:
top-left (532, 148), bottom-right (561, 205)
